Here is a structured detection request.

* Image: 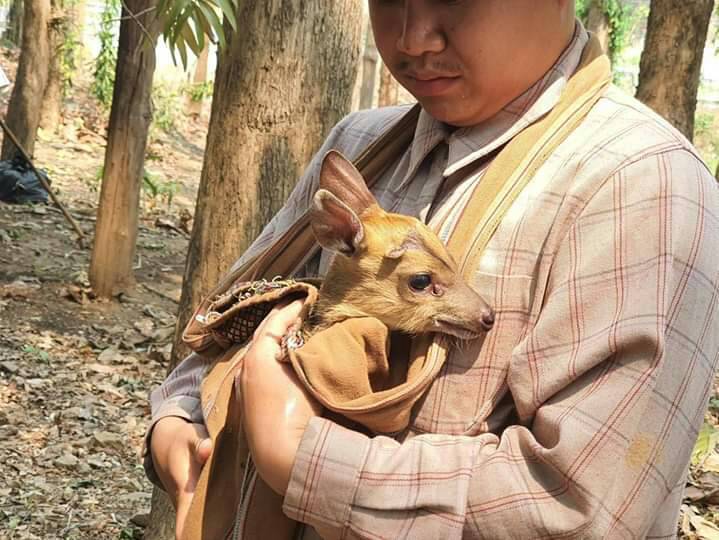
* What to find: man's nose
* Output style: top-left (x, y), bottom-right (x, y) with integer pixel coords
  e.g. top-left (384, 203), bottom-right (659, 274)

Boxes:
top-left (396, 3), bottom-right (446, 57)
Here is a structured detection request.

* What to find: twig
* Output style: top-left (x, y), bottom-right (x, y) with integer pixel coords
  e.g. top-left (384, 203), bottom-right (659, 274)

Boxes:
top-left (142, 283), bottom-right (180, 304)
top-left (119, 0), bottom-right (156, 47)
top-left (0, 118), bottom-right (87, 248)
top-left (109, 5), bottom-right (156, 22)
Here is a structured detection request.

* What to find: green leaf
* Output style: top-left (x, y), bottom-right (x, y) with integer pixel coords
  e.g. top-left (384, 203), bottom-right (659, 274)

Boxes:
top-left (160, 0), bottom-right (237, 66)
top-left (181, 18), bottom-right (200, 56)
top-left (215, 0), bottom-right (237, 31)
top-left (169, 31), bottom-right (185, 67)
top-left (197, 1), bottom-right (225, 48)
top-left (190, 8), bottom-right (211, 48)
top-left (178, 33), bottom-right (189, 69)
top-left (692, 422), bottom-right (719, 466)
top-left (164, 0), bottom-right (190, 35)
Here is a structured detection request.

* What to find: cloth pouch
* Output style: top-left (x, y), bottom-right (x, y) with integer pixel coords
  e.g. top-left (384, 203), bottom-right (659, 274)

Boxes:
top-left (189, 276), bottom-right (436, 434)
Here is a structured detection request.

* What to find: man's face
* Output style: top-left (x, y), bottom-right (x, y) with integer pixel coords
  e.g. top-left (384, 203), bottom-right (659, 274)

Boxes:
top-left (370, 0), bottom-right (574, 127)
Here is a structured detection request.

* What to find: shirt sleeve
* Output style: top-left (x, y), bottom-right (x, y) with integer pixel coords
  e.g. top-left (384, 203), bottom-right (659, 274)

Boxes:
top-left (282, 149), bottom-right (719, 539)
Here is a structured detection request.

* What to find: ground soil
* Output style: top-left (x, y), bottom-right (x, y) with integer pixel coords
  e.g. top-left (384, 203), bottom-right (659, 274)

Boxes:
top-left (0, 46), bottom-right (206, 539)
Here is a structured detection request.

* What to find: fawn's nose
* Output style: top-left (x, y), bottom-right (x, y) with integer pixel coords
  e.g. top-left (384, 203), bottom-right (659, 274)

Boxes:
top-left (480, 309), bottom-right (495, 331)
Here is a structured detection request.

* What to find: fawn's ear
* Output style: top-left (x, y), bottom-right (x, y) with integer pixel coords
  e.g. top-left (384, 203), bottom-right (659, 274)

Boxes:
top-left (310, 189), bottom-right (364, 256)
top-left (319, 150), bottom-right (377, 216)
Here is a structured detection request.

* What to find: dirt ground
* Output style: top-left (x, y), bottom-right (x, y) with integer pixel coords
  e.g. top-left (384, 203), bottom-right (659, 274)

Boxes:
top-left (0, 47), bottom-right (206, 539)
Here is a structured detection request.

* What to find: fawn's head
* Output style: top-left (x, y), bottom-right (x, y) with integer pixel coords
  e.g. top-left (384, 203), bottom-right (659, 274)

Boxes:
top-left (309, 150), bottom-right (494, 339)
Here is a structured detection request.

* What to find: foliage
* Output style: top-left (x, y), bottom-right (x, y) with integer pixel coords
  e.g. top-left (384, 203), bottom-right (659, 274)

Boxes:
top-left (91, 0), bottom-right (120, 108)
top-left (693, 109), bottom-right (719, 174)
top-left (575, 0), bottom-right (639, 62)
top-left (22, 344), bottom-right (50, 363)
top-left (2, 0), bottom-right (23, 47)
top-left (575, 0), bottom-right (590, 21)
top-left (151, 81), bottom-right (182, 132)
top-left (59, 0), bottom-right (82, 97)
top-left (156, 0), bottom-right (239, 69)
top-left (95, 164), bottom-right (179, 208)
top-left (184, 79), bottom-right (213, 102)
top-left (693, 422), bottom-right (719, 466)
top-left (143, 168), bottom-right (179, 208)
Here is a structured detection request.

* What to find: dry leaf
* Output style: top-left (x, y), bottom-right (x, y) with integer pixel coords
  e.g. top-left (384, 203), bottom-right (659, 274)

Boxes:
top-left (691, 515), bottom-right (719, 540)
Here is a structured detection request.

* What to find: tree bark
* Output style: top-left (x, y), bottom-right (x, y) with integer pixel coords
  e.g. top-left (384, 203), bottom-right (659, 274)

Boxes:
top-left (88, 0), bottom-right (158, 298)
top-left (39, 0), bottom-right (64, 133)
top-left (144, 2), bottom-right (363, 535)
top-left (3, 0), bottom-right (24, 46)
top-left (359, 19), bottom-right (379, 109)
top-left (143, 490), bottom-right (176, 540)
top-left (1, 0), bottom-right (50, 160)
top-left (185, 44), bottom-right (209, 117)
top-left (378, 62), bottom-right (400, 107)
top-left (636, 0), bottom-right (714, 141)
top-left (585, 0), bottom-right (610, 54)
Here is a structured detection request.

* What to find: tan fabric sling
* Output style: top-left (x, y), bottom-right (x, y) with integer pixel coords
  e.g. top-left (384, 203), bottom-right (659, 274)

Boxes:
top-left (180, 34), bottom-right (611, 540)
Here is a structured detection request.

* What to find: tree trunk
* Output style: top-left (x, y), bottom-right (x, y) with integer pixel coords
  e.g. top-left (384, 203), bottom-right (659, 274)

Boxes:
top-left (359, 19), bottom-right (379, 109)
top-left (636, 0), bottom-right (714, 141)
top-left (378, 62), bottom-right (400, 107)
top-left (3, 0), bottom-right (24, 46)
top-left (185, 44), bottom-right (209, 117)
top-left (143, 490), bottom-right (176, 540)
top-left (88, 0), bottom-right (158, 298)
top-left (1, 0), bottom-right (50, 160)
top-left (39, 0), bottom-right (64, 133)
top-left (172, 0), bottom-right (363, 365)
top-left (585, 0), bottom-right (610, 54)
top-left (145, 2), bottom-right (363, 536)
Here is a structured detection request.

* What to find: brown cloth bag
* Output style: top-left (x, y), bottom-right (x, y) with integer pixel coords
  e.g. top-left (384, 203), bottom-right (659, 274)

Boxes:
top-left (180, 35), bottom-right (611, 540)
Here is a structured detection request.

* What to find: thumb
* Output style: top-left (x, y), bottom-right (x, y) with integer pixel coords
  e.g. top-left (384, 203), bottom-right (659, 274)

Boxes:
top-left (194, 436), bottom-right (213, 465)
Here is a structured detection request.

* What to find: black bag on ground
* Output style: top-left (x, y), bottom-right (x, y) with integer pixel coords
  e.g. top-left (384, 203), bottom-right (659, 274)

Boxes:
top-left (0, 156), bottom-right (50, 204)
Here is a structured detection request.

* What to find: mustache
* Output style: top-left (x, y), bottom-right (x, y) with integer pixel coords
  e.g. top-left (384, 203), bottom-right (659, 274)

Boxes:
top-left (395, 59), bottom-right (463, 76)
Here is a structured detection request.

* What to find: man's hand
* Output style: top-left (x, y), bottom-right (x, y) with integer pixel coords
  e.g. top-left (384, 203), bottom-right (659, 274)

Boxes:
top-left (240, 298), bottom-right (322, 495)
top-left (149, 416), bottom-right (213, 540)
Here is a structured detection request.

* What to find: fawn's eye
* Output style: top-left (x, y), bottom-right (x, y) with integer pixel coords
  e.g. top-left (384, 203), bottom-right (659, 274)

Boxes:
top-left (409, 273), bottom-right (432, 291)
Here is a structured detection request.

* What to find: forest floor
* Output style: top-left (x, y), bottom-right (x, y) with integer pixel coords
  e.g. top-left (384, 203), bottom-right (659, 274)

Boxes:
top-left (0, 48), bottom-right (206, 539)
top-left (1, 47), bottom-right (719, 540)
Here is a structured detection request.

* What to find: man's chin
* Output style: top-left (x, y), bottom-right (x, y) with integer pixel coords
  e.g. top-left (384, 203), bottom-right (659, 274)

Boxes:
top-left (415, 98), bottom-right (483, 128)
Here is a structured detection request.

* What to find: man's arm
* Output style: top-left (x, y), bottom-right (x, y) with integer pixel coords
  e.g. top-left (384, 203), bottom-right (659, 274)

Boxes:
top-left (142, 106), bottom-right (412, 485)
top-left (281, 150), bottom-right (719, 539)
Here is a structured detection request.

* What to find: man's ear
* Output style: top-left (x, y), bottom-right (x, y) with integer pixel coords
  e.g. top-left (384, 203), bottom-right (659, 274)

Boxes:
top-left (310, 189), bottom-right (364, 256)
top-left (319, 150), bottom-right (377, 216)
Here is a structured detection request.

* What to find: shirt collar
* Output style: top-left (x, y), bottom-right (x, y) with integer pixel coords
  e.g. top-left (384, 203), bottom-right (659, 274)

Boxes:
top-left (399, 21), bottom-right (588, 188)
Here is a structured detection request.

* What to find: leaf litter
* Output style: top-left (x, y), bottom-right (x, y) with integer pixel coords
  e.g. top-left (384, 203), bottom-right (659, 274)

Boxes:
top-left (0, 50), bottom-right (205, 539)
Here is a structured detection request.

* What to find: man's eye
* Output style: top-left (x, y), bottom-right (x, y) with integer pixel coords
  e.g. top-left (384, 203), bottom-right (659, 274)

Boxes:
top-left (409, 274), bottom-right (432, 291)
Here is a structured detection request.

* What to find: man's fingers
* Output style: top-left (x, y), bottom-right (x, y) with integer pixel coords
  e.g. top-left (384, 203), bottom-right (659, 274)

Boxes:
top-left (252, 298), bottom-right (305, 347)
top-left (194, 437), bottom-right (213, 464)
top-left (263, 299), bottom-right (305, 335)
top-left (267, 298), bottom-right (305, 327)
top-left (174, 436), bottom-right (211, 539)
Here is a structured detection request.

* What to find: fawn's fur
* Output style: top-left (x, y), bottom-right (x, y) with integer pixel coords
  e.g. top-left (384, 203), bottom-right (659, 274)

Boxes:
top-left (307, 150), bottom-right (494, 340)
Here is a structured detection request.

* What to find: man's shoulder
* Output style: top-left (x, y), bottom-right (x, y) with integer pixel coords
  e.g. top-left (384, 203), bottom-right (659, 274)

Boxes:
top-left (586, 85), bottom-right (706, 167)
top-left (327, 104), bottom-right (415, 159)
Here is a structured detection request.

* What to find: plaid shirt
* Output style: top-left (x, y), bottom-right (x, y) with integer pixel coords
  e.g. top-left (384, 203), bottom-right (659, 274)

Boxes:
top-left (147, 25), bottom-right (719, 539)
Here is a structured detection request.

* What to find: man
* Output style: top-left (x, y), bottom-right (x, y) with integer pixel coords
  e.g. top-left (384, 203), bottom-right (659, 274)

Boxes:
top-left (146, 1), bottom-right (719, 538)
